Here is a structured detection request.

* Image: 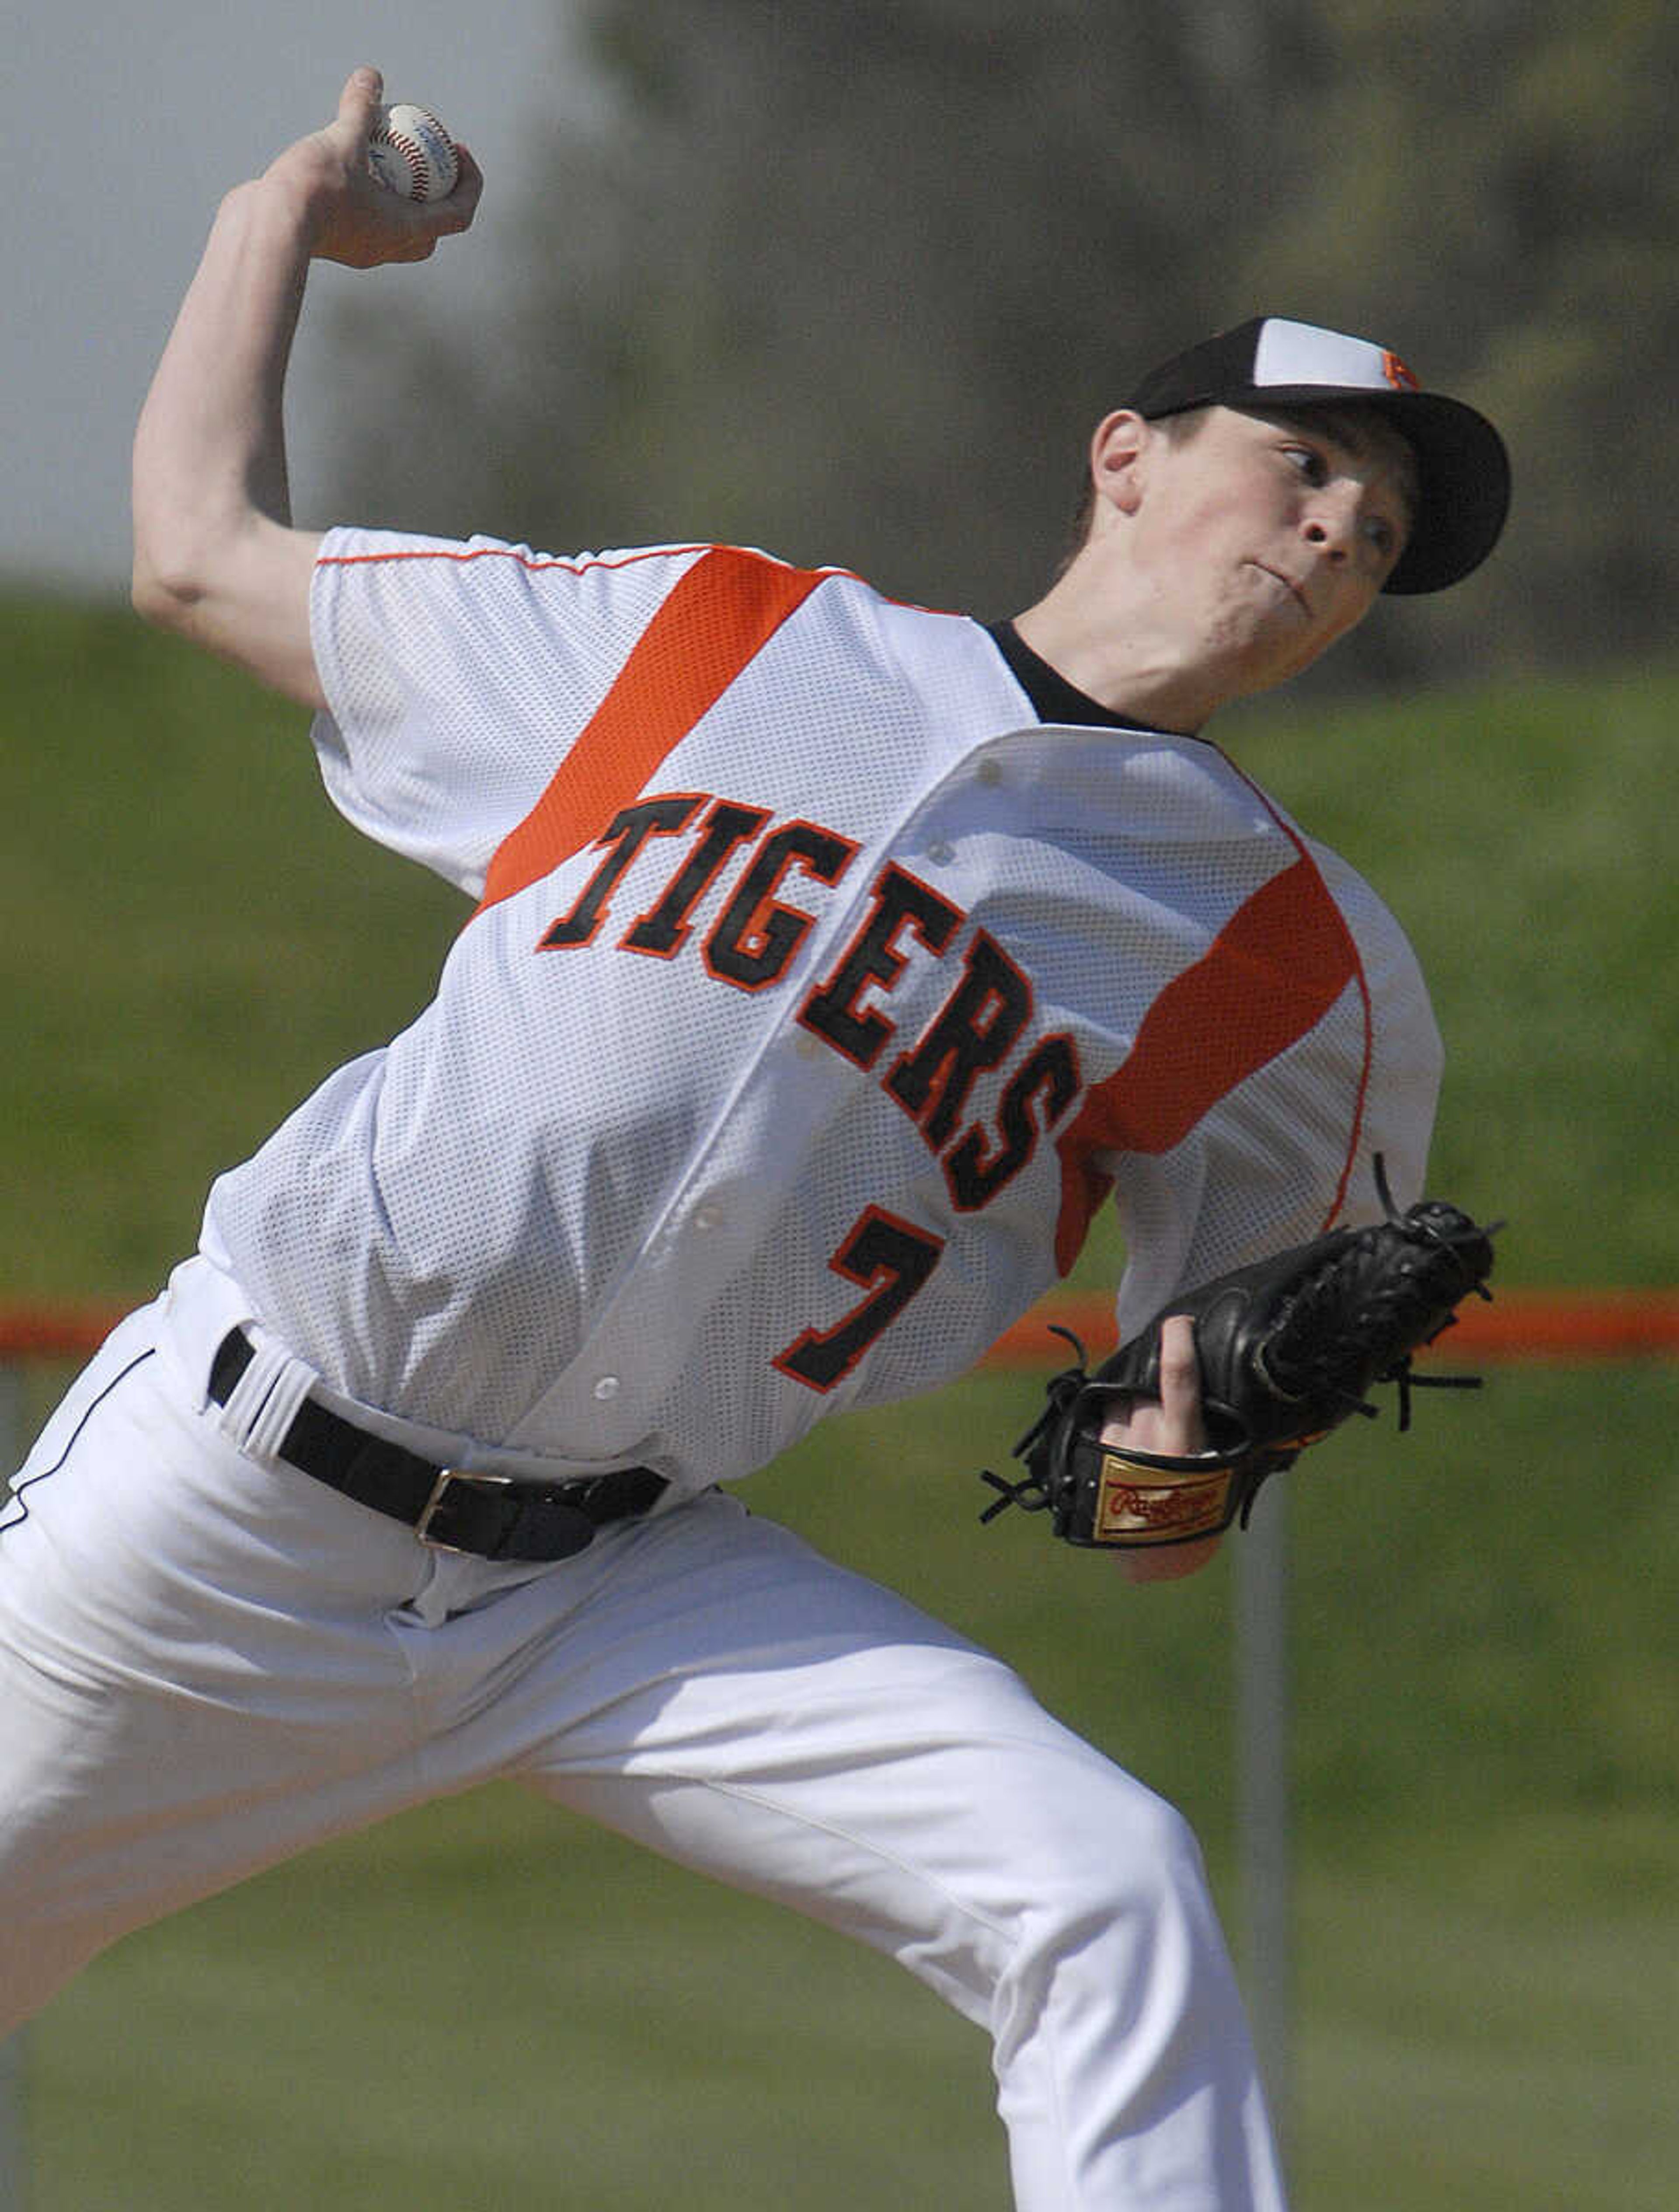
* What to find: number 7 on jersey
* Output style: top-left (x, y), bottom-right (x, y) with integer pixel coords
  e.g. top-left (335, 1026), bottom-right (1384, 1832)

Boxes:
top-left (773, 1207), bottom-right (946, 1393)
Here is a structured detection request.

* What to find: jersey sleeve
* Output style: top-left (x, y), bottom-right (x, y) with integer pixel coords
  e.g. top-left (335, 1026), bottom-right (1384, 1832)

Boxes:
top-left (1105, 841), bottom-right (1442, 1341)
top-left (1303, 837), bottom-right (1442, 1220)
top-left (307, 528), bottom-right (711, 896)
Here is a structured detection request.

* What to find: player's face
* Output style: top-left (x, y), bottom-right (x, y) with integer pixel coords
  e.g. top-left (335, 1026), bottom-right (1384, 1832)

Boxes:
top-left (1131, 404), bottom-right (1415, 702)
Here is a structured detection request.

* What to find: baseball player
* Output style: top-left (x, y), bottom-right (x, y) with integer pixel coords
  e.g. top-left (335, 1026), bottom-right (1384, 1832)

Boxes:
top-left (1, 70), bottom-right (1509, 2210)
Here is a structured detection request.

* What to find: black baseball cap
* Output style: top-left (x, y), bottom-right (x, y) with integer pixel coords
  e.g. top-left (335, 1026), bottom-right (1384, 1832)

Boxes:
top-left (1123, 316), bottom-right (1511, 595)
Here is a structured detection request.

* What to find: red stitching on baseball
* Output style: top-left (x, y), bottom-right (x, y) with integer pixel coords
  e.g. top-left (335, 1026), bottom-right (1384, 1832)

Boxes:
top-left (380, 128), bottom-right (432, 200)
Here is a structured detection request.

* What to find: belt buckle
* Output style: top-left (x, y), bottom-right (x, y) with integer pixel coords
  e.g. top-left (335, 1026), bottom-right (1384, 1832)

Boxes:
top-left (416, 1466), bottom-right (514, 1554)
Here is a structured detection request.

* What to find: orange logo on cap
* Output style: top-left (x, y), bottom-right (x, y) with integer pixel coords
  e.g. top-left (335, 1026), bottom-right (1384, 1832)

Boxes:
top-left (1382, 350), bottom-right (1420, 392)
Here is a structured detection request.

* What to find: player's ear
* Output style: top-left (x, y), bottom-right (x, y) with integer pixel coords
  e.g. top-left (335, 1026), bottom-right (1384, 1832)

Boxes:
top-left (1087, 410), bottom-right (1150, 521)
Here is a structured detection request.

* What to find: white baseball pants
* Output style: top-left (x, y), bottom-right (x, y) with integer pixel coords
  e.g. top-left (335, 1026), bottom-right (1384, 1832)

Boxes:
top-left (0, 1290), bottom-right (1285, 2210)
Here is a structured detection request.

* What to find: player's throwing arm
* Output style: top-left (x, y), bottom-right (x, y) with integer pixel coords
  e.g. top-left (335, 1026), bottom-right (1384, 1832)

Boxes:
top-left (130, 70), bottom-right (478, 706)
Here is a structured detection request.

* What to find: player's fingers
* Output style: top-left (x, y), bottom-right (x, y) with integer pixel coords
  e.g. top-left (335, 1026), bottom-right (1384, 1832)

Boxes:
top-left (386, 155), bottom-right (478, 258)
top-left (1118, 1314), bottom-right (1217, 1577)
top-left (436, 144), bottom-right (484, 228)
top-left (337, 65), bottom-right (385, 136)
top-left (1153, 1314), bottom-right (1205, 1450)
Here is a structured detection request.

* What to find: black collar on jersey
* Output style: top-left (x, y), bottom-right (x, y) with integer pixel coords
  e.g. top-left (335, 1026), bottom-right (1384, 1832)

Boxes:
top-left (986, 620), bottom-right (1180, 736)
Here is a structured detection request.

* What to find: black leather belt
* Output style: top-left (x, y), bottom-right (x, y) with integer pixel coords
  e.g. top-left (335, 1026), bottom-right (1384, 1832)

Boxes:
top-left (209, 1329), bottom-right (667, 1561)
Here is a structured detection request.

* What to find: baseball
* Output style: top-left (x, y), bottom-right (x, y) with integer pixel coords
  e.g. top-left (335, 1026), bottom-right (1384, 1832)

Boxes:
top-left (367, 102), bottom-right (460, 202)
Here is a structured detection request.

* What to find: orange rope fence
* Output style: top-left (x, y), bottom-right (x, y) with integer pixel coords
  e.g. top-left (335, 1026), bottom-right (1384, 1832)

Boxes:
top-left (2, 1290), bottom-right (1677, 1372)
top-left (983, 1286), bottom-right (1679, 1367)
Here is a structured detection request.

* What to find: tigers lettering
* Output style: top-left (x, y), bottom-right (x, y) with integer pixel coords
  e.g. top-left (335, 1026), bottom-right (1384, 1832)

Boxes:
top-left (536, 789), bottom-right (1084, 1225)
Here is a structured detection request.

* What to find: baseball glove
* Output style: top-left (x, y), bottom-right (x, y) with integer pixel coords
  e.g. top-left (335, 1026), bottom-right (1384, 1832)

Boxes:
top-left (980, 1160), bottom-right (1499, 1549)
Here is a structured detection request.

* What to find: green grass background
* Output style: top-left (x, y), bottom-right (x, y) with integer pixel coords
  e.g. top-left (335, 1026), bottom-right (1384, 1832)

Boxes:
top-left (3, 600), bottom-right (1676, 2208)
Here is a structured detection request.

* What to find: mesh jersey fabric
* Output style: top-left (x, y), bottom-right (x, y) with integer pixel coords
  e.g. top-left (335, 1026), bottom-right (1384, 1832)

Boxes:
top-left (196, 531), bottom-right (1441, 1493)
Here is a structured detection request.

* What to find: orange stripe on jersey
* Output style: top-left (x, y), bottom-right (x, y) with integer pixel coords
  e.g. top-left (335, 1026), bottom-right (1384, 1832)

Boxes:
top-left (475, 547), bottom-right (831, 916)
top-left (1052, 857), bottom-right (1366, 1273)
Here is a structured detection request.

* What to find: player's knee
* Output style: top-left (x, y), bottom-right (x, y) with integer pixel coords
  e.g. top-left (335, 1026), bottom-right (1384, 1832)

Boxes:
top-left (1006, 1779), bottom-right (1223, 2013)
top-left (1066, 1784), bottom-right (1210, 1928)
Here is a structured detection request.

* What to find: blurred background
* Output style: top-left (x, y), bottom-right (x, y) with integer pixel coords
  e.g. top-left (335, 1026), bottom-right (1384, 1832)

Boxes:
top-left (4, 3), bottom-right (1676, 2207)
top-left (9, 0), bottom-right (1679, 687)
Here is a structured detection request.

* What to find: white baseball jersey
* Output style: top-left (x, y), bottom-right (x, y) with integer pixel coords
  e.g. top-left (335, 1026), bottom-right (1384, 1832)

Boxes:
top-left (196, 533), bottom-right (1440, 1493)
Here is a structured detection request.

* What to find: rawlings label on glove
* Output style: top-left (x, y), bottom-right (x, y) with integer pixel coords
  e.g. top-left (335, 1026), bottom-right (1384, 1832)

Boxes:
top-left (981, 1161), bottom-right (1499, 1549)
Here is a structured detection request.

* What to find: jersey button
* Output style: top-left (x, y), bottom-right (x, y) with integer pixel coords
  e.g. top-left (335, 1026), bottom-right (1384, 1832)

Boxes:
top-left (693, 1201), bottom-right (725, 1231)
top-left (592, 1375), bottom-right (620, 1401)
top-left (976, 757), bottom-right (1003, 787)
top-left (925, 840), bottom-right (954, 866)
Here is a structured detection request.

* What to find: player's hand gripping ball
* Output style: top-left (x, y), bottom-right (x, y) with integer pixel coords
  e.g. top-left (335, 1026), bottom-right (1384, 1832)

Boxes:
top-left (367, 103), bottom-right (460, 202)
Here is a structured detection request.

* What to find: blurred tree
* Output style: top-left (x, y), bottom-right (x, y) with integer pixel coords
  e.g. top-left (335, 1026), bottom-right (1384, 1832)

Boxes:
top-left (326, 0), bottom-right (1679, 687)
top-left (1231, 0), bottom-right (1679, 677)
top-left (330, 0), bottom-right (1331, 616)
